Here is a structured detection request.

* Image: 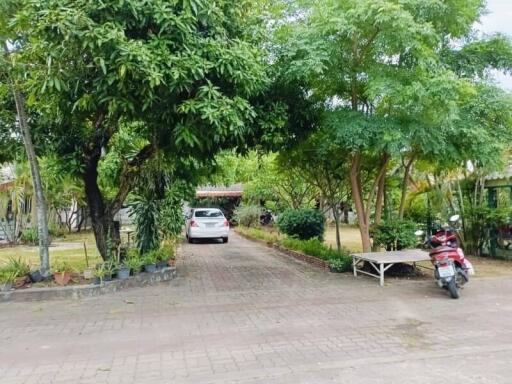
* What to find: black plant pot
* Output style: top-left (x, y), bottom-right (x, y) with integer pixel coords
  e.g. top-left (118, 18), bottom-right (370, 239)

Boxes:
top-left (91, 277), bottom-right (101, 285)
top-left (144, 264), bottom-right (157, 273)
top-left (156, 261), bottom-right (167, 269)
top-left (117, 267), bottom-right (131, 280)
top-left (103, 274), bottom-right (113, 282)
top-left (29, 270), bottom-right (45, 283)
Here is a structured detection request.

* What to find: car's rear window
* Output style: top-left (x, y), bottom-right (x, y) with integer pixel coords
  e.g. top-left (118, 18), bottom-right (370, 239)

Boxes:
top-left (194, 210), bottom-right (223, 218)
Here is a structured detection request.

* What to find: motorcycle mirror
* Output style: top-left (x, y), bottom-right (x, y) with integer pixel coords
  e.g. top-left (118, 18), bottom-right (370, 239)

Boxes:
top-left (449, 214), bottom-right (460, 223)
top-left (414, 230), bottom-right (424, 236)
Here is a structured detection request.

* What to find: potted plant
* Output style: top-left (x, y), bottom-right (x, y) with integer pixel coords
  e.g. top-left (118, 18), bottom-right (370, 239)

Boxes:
top-left (53, 261), bottom-right (74, 286)
top-left (156, 248), bottom-right (168, 269)
top-left (103, 260), bottom-right (117, 281)
top-left (0, 270), bottom-right (16, 292)
top-left (117, 262), bottom-right (131, 280)
top-left (6, 257), bottom-right (30, 288)
top-left (92, 264), bottom-right (107, 285)
top-left (142, 251), bottom-right (157, 273)
top-left (124, 253), bottom-right (142, 276)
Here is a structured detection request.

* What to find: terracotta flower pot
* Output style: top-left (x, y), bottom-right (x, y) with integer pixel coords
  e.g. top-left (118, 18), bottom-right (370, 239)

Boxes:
top-left (53, 272), bottom-right (72, 286)
top-left (167, 259), bottom-right (176, 267)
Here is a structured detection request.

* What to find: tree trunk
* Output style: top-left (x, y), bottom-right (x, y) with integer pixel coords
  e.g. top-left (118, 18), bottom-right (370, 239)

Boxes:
top-left (374, 172), bottom-right (385, 226)
top-left (332, 204), bottom-right (342, 252)
top-left (83, 156), bottom-right (115, 260)
top-left (350, 155), bottom-right (371, 252)
top-left (4, 42), bottom-right (50, 275)
top-left (398, 157), bottom-right (414, 219)
top-left (83, 139), bottom-right (156, 259)
top-left (12, 89), bottom-right (51, 276)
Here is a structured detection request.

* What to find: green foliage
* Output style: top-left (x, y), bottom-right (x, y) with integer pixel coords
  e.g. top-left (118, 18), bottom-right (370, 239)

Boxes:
top-left (277, 209), bottom-right (325, 240)
top-left (328, 256), bottom-right (353, 272)
top-left (159, 183), bottom-right (189, 239)
top-left (21, 228), bottom-right (39, 246)
top-left (236, 225), bottom-right (351, 269)
top-left (129, 194), bottom-right (161, 255)
top-left (281, 237), bottom-right (343, 260)
top-left (0, 269), bottom-right (17, 284)
top-left (142, 250), bottom-right (158, 266)
top-left (373, 220), bottom-right (417, 251)
top-left (236, 226), bottom-right (281, 243)
top-left (52, 260), bottom-right (74, 274)
top-left (4, 257), bottom-right (30, 277)
top-left (233, 205), bottom-right (261, 227)
top-left (124, 248), bottom-right (143, 273)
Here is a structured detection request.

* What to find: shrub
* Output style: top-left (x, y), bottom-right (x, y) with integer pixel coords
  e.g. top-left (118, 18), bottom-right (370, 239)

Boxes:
top-left (328, 257), bottom-right (352, 272)
top-left (372, 219), bottom-right (417, 251)
top-left (233, 205), bottom-right (261, 227)
top-left (142, 250), bottom-right (159, 265)
top-left (21, 228), bottom-right (39, 245)
top-left (277, 209), bottom-right (325, 240)
top-left (129, 194), bottom-right (161, 254)
top-left (5, 257), bottom-right (30, 277)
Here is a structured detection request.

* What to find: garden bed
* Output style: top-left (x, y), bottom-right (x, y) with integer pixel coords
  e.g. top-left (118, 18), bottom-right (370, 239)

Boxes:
top-left (235, 228), bottom-right (347, 271)
top-left (0, 267), bottom-right (177, 303)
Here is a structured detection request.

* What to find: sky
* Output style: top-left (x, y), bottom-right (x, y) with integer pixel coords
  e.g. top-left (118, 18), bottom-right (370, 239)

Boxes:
top-left (478, 0), bottom-right (512, 90)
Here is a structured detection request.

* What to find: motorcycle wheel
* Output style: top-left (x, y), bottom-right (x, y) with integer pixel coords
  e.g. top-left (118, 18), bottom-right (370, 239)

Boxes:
top-left (447, 278), bottom-right (460, 299)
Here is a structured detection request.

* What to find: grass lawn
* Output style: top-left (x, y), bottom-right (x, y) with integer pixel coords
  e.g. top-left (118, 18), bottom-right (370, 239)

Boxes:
top-left (0, 231), bottom-right (103, 272)
top-left (324, 224), bottom-right (363, 253)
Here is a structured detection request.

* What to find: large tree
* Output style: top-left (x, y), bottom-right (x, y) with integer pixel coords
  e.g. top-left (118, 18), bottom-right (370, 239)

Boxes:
top-left (279, 0), bottom-right (512, 252)
top-left (11, 0), bottom-right (269, 258)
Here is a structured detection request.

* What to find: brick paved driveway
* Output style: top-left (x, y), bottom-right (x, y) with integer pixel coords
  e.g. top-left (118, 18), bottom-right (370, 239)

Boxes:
top-left (1, 233), bottom-right (512, 383)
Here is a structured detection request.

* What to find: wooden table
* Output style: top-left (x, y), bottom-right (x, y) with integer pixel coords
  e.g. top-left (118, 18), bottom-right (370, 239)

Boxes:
top-left (351, 250), bottom-right (430, 286)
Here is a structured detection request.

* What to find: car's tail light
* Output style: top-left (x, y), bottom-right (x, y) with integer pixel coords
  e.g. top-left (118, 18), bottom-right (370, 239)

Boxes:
top-left (223, 220), bottom-right (229, 227)
top-left (191, 220), bottom-right (199, 227)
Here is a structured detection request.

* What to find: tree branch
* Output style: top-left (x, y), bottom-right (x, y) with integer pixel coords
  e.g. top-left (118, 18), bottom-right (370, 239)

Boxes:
top-left (108, 143), bottom-right (157, 215)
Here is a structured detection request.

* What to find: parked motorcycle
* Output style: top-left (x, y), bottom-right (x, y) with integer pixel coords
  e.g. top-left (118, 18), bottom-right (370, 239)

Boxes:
top-left (415, 215), bottom-right (475, 299)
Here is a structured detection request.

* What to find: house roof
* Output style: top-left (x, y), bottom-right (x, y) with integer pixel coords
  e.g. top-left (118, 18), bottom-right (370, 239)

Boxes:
top-left (196, 183), bottom-right (244, 198)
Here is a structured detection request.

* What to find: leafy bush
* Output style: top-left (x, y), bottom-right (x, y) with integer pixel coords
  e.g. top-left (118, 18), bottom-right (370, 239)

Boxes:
top-left (328, 257), bottom-right (352, 272)
top-left (123, 248), bottom-right (142, 271)
top-left (372, 219), bottom-right (417, 251)
top-left (3, 257), bottom-right (30, 278)
top-left (277, 209), bottom-right (325, 240)
top-left (142, 250), bottom-right (159, 265)
top-left (159, 187), bottom-right (186, 239)
top-left (233, 205), bottom-right (261, 227)
top-left (21, 228), bottom-right (39, 245)
top-left (129, 194), bottom-right (160, 254)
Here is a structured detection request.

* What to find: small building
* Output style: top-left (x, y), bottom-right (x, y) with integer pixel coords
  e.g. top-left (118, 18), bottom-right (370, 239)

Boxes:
top-left (189, 184), bottom-right (244, 220)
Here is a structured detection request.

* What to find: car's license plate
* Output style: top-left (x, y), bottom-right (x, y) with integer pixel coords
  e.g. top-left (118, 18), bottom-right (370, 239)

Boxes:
top-left (438, 264), bottom-right (455, 278)
top-left (206, 223), bottom-right (215, 228)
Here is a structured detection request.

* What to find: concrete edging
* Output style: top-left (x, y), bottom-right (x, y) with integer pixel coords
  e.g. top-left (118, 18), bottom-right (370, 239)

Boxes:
top-left (235, 230), bottom-right (329, 270)
top-left (0, 267), bottom-right (177, 303)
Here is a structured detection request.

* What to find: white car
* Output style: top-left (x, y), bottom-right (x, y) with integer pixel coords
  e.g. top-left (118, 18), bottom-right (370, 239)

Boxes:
top-left (186, 208), bottom-right (230, 243)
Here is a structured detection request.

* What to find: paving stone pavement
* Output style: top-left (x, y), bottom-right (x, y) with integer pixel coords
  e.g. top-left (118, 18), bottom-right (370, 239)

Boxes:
top-left (1, 233), bottom-right (511, 384)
